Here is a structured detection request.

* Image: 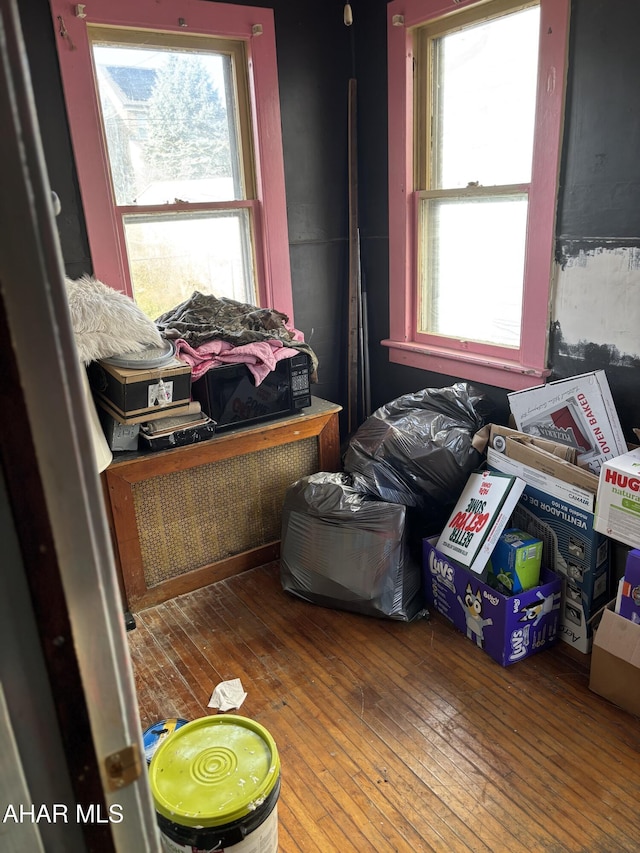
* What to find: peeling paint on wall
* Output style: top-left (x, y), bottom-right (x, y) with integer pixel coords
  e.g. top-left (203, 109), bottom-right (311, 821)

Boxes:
top-left (552, 245), bottom-right (640, 361)
top-left (550, 321), bottom-right (640, 368)
top-left (557, 241), bottom-right (640, 270)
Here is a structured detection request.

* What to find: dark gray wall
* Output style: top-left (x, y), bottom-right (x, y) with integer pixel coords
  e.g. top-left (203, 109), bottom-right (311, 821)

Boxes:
top-left (553, 0), bottom-right (640, 440)
top-left (17, 0), bottom-right (640, 443)
top-left (557, 1), bottom-right (640, 240)
top-left (272, 1), bottom-right (352, 419)
top-left (355, 0), bottom-right (514, 429)
top-left (356, 0), bottom-right (640, 440)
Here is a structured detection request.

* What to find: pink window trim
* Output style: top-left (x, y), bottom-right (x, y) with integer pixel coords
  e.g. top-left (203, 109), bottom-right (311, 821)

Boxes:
top-left (48, 0), bottom-right (294, 322)
top-left (387, 0), bottom-right (570, 391)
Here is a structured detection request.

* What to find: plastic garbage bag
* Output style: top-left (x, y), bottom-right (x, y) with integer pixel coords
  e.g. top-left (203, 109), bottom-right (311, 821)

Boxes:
top-left (280, 472), bottom-right (424, 621)
top-left (343, 383), bottom-right (488, 529)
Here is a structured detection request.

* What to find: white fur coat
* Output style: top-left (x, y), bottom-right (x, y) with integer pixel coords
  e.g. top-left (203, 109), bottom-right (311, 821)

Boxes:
top-left (65, 275), bottom-right (163, 364)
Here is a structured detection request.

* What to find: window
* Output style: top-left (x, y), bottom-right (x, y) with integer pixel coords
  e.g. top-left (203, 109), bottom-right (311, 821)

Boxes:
top-left (386, 0), bottom-right (570, 390)
top-left (49, 1), bottom-right (293, 322)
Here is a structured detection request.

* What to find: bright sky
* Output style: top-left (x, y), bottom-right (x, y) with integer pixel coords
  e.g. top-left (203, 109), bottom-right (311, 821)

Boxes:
top-left (93, 45), bottom-right (225, 93)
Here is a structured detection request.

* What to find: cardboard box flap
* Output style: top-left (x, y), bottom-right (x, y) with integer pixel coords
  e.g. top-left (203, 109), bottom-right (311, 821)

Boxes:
top-left (499, 437), bottom-right (599, 495)
top-left (486, 446), bottom-right (596, 513)
top-left (489, 424), bottom-right (601, 495)
top-left (489, 424), bottom-right (577, 463)
top-left (594, 607), bottom-right (640, 666)
top-left (472, 424), bottom-right (491, 454)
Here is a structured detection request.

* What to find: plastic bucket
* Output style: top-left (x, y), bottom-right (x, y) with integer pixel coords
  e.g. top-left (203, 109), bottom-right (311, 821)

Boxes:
top-left (149, 715), bottom-right (280, 853)
top-left (143, 718), bottom-right (189, 766)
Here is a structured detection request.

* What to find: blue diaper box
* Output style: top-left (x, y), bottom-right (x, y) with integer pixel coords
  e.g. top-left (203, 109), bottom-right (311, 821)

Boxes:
top-left (423, 538), bottom-right (562, 666)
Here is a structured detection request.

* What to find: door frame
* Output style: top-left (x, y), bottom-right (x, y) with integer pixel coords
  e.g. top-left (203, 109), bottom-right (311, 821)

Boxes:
top-left (0, 1), bottom-right (160, 848)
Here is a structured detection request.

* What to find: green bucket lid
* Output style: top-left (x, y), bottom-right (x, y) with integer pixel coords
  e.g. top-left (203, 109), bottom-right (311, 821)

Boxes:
top-left (149, 715), bottom-right (280, 828)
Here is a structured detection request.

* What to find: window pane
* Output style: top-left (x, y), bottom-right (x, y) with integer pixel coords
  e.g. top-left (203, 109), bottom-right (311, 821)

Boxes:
top-left (432, 7), bottom-right (540, 189)
top-left (123, 210), bottom-right (256, 319)
top-left (419, 195), bottom-right (528, 347)
top-left (92, 43), bottom-right (242, 205)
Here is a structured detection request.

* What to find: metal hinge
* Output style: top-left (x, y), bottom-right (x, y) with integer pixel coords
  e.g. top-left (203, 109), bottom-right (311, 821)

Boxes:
top-left (104, 743), bottom-right (142, 791)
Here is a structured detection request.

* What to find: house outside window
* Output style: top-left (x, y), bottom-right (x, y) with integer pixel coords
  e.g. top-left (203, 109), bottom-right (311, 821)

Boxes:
top-left (386, 0), bottom-right (570, 390)
top-left (49, 0), bottom-right (293, 323)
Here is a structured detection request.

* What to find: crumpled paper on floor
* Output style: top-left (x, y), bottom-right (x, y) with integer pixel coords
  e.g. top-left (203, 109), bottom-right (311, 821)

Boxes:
top-left (208, 678), bottom-right (247, 712)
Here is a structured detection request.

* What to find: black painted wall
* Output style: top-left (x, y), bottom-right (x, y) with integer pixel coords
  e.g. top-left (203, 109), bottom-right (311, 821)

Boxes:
top-left (557, 1), bottom-right (640, 241)
top-left (16, 0), bottom-right (640, 443)
top-left (553, 0), bottom-right (640, 439)
top-left (355, 0), bottom-right (640, 441)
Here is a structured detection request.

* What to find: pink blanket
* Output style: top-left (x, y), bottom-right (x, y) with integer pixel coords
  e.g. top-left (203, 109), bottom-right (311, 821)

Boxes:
top-left (174, 338), bottom-right (300, 384)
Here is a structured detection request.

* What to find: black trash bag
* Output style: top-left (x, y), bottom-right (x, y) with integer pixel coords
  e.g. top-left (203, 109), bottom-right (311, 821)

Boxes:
top-left (343, 383), bottom-right (487, 530)
top-left (280, 472), bottom-right (424, 621)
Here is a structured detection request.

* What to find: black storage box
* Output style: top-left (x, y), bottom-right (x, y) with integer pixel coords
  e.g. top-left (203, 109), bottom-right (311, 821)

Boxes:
top-left (88, 357), bottom-right (192, 424)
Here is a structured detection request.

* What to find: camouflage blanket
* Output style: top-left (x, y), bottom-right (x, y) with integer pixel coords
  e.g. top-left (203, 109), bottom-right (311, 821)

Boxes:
top-left (155, 291), bottom-right (318, 379)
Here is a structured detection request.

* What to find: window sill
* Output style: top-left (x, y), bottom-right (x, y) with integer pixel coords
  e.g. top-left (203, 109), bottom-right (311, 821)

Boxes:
top-left (381, 339), bottom-right (550, 391)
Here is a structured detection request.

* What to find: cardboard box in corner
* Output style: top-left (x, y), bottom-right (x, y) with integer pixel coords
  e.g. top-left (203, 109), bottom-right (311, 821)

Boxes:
top-left (594, 447), bottom-right (640, 549)
top-left (487, 440), bottom-right (611, 654)
top-left (590, 604), bottom-right (640, 717)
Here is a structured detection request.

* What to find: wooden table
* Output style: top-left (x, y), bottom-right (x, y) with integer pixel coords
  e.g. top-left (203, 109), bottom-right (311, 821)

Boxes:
top-left (102, 398), bottom-right (342, 611)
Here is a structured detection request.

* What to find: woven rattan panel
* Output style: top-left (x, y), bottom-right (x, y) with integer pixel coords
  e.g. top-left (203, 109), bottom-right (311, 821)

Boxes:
top-left (131, 437), bottom-right (318, 587)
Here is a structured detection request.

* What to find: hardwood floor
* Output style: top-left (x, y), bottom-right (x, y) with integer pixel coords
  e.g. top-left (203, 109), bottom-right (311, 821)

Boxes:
top-left (128, 561), bottom-right (640, 853)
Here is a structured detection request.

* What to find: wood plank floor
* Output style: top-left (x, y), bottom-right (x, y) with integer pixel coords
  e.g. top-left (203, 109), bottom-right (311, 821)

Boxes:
top-left (128, 562), bottom-right (640, 853)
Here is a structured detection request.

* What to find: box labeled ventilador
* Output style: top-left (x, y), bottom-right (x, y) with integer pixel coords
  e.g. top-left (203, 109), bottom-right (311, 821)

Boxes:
top-left (487, 447), bottom-right (611, 653)
top-left (423, 538), bottom-right (561, 667)
top-left (594, 447), bottom-right (640, 549)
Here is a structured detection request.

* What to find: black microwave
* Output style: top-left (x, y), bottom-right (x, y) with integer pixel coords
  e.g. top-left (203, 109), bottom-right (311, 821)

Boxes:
top-left (191, 352), bottom-right (312, 431)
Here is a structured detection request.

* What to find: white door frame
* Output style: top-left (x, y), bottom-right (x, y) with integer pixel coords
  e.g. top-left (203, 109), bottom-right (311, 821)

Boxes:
top-left (0, 1), bottom-right (160, 848)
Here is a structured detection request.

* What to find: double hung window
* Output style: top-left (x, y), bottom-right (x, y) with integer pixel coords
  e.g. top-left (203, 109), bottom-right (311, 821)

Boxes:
top-left (49, 0), bottom-right (293, 321)
top-left (386, 0), bottom-right (570, 389)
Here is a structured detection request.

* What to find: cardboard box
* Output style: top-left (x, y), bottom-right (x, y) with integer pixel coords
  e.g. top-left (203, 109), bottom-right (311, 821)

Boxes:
top-left (488, 528), bottom-right (542, 594)
top-left (488, 424), bottom-right (598, 494)
top-left (88, 357), bottom-right (192, 423)
top-left (589, 604), bottom-right (640, 717)
top-left (594, 447), bottom-right (640, 549)
top-left (487, 446), bottom-right (611, 653)
top-left (423, 538), bottom-right (561, 667)
top-left (507, 371), bottom-right (627, 475)
top-left (489, 423), bottom-right (577, 463)
top-left (435, 470), bottom-right (526, 577)
top-left (618, 549), bottom-right (640, 623)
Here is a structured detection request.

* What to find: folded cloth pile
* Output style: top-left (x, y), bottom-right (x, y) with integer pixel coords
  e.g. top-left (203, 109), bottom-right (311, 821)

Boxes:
top-left (174, 337), bottom-right (300, 383)
top-left (155, 290), bottom-right (318, 380)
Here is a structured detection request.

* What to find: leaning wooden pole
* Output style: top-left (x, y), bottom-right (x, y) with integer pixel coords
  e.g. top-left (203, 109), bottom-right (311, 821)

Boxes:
top-left (347, 75), bottom-right (361, 435)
